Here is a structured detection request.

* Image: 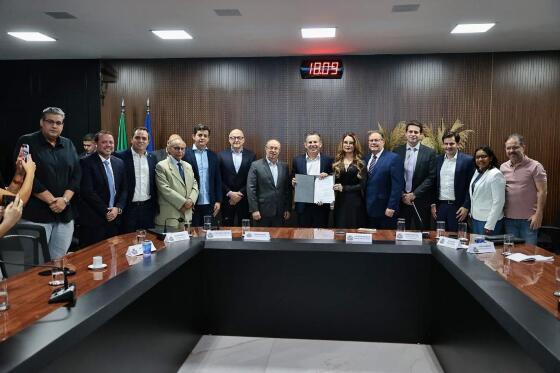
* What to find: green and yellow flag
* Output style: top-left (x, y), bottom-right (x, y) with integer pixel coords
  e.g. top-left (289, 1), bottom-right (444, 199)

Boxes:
top-left (116, 99), bottom-right (127, 151)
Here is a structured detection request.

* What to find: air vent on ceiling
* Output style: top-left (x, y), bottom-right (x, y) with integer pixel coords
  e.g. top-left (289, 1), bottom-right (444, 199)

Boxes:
top-left (45, 11), bottom-right (77, 19)
top-left (391, 4), bottom-right (420, 12)
top-left (214, 9), bottom-right (242, 16)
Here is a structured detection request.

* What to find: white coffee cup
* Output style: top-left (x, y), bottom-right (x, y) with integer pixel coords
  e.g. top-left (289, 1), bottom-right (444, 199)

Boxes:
top-left (92, 256), bottom-right (103, 267)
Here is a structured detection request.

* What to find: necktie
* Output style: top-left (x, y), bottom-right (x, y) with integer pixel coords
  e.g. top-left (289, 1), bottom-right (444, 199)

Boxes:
top-left (368, 155), bottom-right (377, 174)
top-left (405, 148), bottom-right (417, 192)
top-left (177, 161), bottom-right (185, 182)
top-left (103, 159), bottom-right (116, 208)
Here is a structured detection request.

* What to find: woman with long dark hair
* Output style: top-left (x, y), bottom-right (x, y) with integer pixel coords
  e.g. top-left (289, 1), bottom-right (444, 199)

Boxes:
top-left (332, 132), bottom-right (367, 228)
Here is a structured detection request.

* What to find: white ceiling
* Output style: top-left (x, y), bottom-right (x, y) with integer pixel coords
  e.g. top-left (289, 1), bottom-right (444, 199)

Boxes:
top-left (1, 0), bottom-right (559, 60)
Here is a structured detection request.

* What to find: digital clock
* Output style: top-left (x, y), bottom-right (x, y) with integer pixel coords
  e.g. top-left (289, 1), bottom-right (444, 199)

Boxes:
top-left (300, 59), bottom-right (344, 79)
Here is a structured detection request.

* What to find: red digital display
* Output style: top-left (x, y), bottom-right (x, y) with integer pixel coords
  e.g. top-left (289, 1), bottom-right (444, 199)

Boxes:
top-left (300, 59), bottom-right (343, 79)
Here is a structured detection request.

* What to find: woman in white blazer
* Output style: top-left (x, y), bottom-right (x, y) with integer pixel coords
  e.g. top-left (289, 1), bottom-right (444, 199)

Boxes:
top-left (469, 146), bottom-right (505, 234)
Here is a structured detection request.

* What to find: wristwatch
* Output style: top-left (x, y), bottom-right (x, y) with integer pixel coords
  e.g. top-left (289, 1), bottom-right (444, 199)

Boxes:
top-left (117, 207), bottom-right (123, 215)
top-left (62, 197), bottom-right (70, 205)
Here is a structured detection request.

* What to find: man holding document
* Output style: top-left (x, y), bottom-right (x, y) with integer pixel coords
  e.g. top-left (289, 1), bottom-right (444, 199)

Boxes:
top-left (292, 132), bottom-right (334, 228)
top-left (364, 130), bottom-right (404, 229)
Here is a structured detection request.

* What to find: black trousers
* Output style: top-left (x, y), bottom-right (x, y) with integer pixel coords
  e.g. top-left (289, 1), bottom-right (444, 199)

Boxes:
top-left (435, 201), bottom-right (461, 232)
top-left (192, 204), bottom-right (214, 226)
top-left (221, 199), bottom-right (250, 226)
top-left (297, 204), bottom-right (330, 228)
top-left (80, 222), bottom-right (119, 248)
top-left (121, 201), bottom-right (156, 233)
top-left (368, 215), bottom-right (397, 229)
top-left (255, 215), bottom-right (285, 227)
top-left (398, 200), bottom-right (431, 231)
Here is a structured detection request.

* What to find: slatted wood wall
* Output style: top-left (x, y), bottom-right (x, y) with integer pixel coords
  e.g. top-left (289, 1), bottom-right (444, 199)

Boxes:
top-left (100, 52), bottom-right (560, 224)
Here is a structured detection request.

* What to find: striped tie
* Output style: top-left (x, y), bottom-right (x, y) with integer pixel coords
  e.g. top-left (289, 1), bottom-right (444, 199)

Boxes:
top-left (368, 155), bottom-right (377, 174)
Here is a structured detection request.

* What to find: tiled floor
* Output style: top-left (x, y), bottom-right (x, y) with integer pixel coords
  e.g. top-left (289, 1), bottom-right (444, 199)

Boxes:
top-left (178, 335), bottom-right (444, 373)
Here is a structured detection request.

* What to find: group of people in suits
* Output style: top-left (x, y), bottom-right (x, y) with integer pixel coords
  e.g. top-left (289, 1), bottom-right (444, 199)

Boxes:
top-left (8, 107), bottom-right (548, 260)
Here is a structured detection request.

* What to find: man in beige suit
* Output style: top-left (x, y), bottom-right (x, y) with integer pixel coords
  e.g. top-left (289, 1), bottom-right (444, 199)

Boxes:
top-left (155, 138), bottom-right (198, 229)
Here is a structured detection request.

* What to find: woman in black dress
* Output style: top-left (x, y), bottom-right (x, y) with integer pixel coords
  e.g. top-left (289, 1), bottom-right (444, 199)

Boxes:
top-left (332, 132), bottom-right (367, 228)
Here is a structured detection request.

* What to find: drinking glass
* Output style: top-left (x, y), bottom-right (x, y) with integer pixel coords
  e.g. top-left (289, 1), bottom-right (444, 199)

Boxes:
top-left (397, 218), bottom-right (406, 232)
top-left (242, 219), bottom-right (251, 237)
top-left (184, 220), bottom-right (192, 236)
top-left (554, 267), bottom-right (560, 297)
top-left (502, 234), bottom-right (514, 256)
top-left (458, 222), bottom-right (468, 243)
top-left (136, 229), bottom-right (146, 244)
top-left (436, 221), bottom-right (446, 238)
top-left (49, 257), bottom-right (65, 286)
top-left (0, 279), bottom-right (8, 312)
top-left (203, 215), bottom-right (212, 231)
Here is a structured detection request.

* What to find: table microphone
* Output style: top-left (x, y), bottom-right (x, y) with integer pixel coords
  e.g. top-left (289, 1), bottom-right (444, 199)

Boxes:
top-left (163, 217), bottom-right (185, 234)
top-left (0, 259), bottom-right (76, 305)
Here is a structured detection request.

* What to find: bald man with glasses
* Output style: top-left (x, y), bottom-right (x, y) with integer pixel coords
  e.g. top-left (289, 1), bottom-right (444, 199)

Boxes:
top-left (154, 139), bottom-right (199, 230)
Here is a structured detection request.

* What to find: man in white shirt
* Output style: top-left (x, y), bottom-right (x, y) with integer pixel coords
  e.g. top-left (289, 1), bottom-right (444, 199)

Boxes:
top-left (115, 127), bottom-right (159, 232)
top-left (430, 131), bottom-right (475, 232)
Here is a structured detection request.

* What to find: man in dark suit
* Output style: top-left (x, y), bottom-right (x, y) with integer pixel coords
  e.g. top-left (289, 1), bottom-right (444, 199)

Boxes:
top-left (394, 121), bottom-right (436, 230)
top-left (291, 132), bottom-right (333, 228)
top-left (362, 130), bottom-right (404, 229)
top-left (183, 124), bottom-right (222, 226)
top-left (247, 139), bottom-right (291, 227)
top-left (114, 127), bottom-right (158, 232)
top-left (218, 129), bottom-right (256, 226)
top-left (431, 131), bottom-right (475, 232)
top-left (79, 131), bottom-right (127, 247)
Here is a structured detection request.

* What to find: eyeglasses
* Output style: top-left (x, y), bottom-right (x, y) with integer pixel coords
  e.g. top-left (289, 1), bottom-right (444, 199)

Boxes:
top-left (172, 146), bottom-right (185, 151)
top-left (229, 136), bottom-right (244, 141)
top-left (475, 155), bottom-right (489, 160)
top-left (43, 119), bottom-right (64, 126)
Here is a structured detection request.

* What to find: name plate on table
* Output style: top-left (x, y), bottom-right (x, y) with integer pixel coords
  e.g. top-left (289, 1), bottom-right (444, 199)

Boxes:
top-left (206, 230), bottom-right (233, 241)
top-left (467, 241), bottom-right (496, 254)
top-left (126, 241), bottom-right (157, 256)
top-left (395, 232), bottom-right (423, 241)
top-left (313, 229), bottom-right (335, 240)
top-left (164, 231), bottom-right (190, 244)
top-left (437, 237), bottom-right (460, 249)
top-left (345, 233), bottom-right (372, 244)
top-left (244, 231), bottom-right (271, 241)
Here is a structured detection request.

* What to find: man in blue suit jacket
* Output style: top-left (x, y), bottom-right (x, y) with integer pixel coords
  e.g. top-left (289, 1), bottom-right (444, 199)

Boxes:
top-left (431, 131), bottom-right (474, 232)
top-left (291, 132), bottom-right (334, 228)
top-left (218, 129), bottom-right (256, 226)
top-left (183, 124), bottom-right (222, 226)
top-left (79, 131), bottom-right (127, 247)
top-left (114, 127), bottom-right (158, 232)
top-left (364, 131), bottom-right (404, 229)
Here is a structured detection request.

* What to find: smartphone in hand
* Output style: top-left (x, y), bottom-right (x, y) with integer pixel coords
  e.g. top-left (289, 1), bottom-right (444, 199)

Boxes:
top-left (19, 144), bottom-right (30, 161)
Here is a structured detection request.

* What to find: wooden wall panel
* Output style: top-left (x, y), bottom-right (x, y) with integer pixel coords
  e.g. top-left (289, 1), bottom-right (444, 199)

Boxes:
top-left (100, 52), bottom-right (560, 223)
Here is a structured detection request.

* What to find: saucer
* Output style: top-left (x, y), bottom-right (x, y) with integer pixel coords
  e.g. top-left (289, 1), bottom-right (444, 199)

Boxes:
top-left (88, 263), bottom-right (107, 270)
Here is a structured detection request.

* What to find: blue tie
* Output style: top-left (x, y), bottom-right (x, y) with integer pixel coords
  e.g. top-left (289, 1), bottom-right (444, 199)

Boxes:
top-left (368, 155), bottom-right (377, 174)
top-left (103, 159), bottom-right (116, 208)
top-left (177, 161), bottom-right (185, 182)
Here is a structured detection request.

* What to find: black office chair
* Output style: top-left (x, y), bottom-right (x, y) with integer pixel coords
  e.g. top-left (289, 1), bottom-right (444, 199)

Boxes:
top-left (0, 223), bottom-right (50, 278)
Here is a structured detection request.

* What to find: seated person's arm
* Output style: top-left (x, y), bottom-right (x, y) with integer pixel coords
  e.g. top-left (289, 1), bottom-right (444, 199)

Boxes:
top-left (0, 195), bottom-right (23, 238)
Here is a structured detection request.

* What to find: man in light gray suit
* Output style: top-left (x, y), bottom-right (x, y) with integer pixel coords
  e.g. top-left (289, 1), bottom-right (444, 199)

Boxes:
top-left (154, 138), bottom-right (198, 230)
top-left (247, 139), bottom-right (291, 227)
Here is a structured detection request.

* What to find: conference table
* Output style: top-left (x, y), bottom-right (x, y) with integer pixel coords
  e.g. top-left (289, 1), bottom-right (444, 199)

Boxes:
top-left (0, 228), bottom-right (559, 373)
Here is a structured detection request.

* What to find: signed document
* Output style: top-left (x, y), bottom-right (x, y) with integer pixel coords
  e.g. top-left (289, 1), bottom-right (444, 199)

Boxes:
top-left (294, 174), bottom-right (335, 204)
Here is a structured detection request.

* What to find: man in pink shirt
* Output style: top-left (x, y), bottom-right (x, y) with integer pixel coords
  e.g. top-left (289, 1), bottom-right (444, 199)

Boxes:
top-left (500, 134), bottom-right (547, 244)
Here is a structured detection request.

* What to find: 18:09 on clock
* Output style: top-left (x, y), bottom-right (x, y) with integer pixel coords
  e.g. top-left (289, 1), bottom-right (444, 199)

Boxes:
top-left (300, 59), bottom-right (344, 79)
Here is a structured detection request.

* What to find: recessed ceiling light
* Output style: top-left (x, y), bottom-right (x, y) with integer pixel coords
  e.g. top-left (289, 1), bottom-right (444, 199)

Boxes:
top-left (451, 23), bottom-right (495, 34)
top-left (301, 27), bottom-right (336, 39)
top-left (151, 30), bottom-right (193, 40)
top-left (7, 32), bottom-right (56, 42)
